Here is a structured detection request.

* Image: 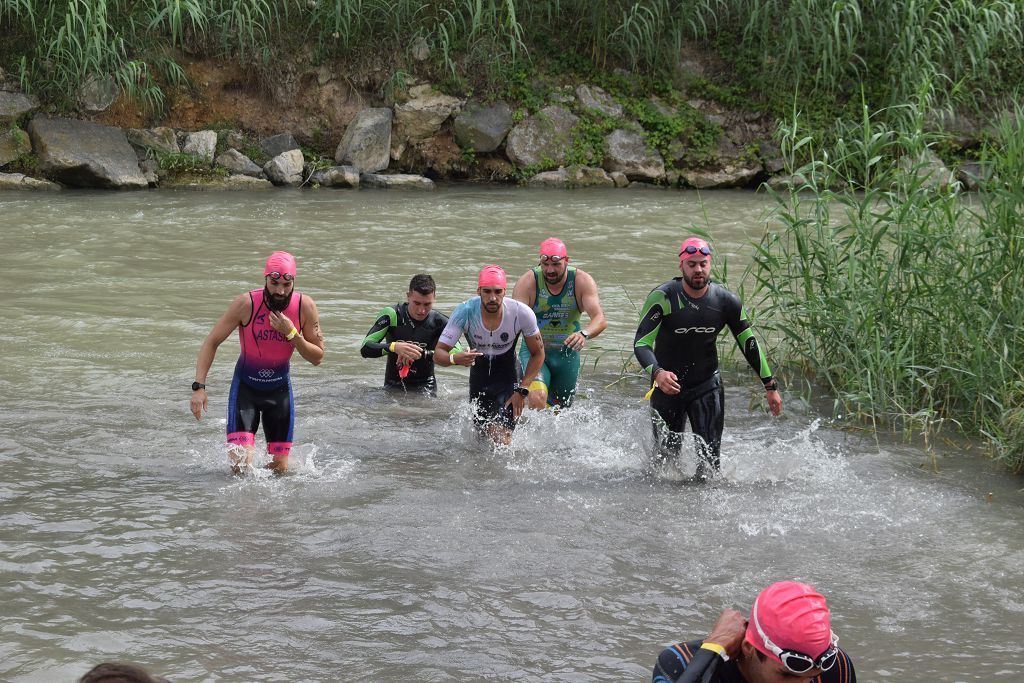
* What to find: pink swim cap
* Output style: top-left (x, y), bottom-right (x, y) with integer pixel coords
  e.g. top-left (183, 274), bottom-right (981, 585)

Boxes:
top-left (745, 581), bottom-right (833, 662)
top-left (540, 237), bottom-right (568, 258)
top-left (679, 237), bottom-right (711, 262)
top-left (478, 265), bottom-right (507, 288)
top-left (264, 251), bottom-right (297, 277)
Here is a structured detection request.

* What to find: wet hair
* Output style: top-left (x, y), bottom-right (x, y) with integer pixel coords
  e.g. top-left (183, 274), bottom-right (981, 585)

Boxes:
top-left (79, 662), bottom-right (165, 683)
top-left (409, 274), bottom-right (436, 296)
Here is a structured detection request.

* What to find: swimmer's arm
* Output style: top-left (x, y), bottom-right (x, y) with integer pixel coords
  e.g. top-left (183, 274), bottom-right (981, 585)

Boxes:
top-left (574, 269), bottom-right (607, 339)
top-left (194, 293), bottom-right (249, 385)
top-left (633, 289), bottom-right (668, 377)
top-left (511, 270), bottom-right (537, 308)
top-left (519, 332), bottom-right (545, 386)
top-left (294, 296), bottom-right (325, 366)
top-left (729, 304), bottom-right (781, 415)
top-left (360, 307), bottom-right (398, 358)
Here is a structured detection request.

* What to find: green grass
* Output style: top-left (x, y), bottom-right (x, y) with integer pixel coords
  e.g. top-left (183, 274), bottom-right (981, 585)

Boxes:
top-left (747, 103), bottom-right (1024, 471)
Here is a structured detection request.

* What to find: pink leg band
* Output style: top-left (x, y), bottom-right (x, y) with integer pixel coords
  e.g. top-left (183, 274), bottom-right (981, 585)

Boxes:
top-left (268, 442), bottom-right (292, 458)
top-left (227, 432), bottom-right (255, 447)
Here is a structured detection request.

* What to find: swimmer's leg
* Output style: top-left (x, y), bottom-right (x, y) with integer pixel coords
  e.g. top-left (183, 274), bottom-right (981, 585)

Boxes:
top-left (650, 390), bottom-right (687, 464)
top-left (688, 383), bottom-right (725, 478)
top-left (227, 375), bottom-right (260, 474)
top-left (547, 347), bottom-right (581, 409)
top-left (521, 345), bottom-right (552, 410)
top-left (262, 381), bottom-right (294, 475)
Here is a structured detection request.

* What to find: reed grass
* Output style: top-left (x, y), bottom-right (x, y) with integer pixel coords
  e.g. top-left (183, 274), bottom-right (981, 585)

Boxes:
top-left (748, 103), bottom-right (1024, 471)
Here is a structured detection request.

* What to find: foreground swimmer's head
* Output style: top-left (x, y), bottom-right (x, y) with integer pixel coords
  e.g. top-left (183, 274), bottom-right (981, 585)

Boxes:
top-left (263, 251), bottom-right (296, 311)
top-left (407, 273), bottom-right (436, 321)
top-left (741, 581), bottom-right (839, 682)
top-left (678, 236), bottom-right (711, 292)
top-left (477, 265), bottom-right (507, 313)
top-left (539, 237), bottom-right (569, 284)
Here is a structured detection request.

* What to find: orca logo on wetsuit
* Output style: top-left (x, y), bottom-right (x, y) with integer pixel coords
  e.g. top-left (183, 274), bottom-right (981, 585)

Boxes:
top-left (674, 326), bottom-right (716, 334)
top-left (376, 315), bottom-right (389, 326)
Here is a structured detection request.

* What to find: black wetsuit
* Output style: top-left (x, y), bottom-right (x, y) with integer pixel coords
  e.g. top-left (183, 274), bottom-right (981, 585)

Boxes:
top-left (633, 279), bottom-right (774, 472)
top-left (360, 303), bottom-right (450, 395)
top-left (652, 640), bottom-right (856, 683)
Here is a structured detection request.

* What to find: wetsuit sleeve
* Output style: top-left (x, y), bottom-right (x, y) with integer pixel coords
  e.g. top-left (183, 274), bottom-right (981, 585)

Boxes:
top-left (360, 307), bottom-right (398, 358)
top-left (652, 641), bottom-right (721, 683)
top-left (634, 288), bottom-right (670, 378)
top-left (726, 298), bottom-right (773, 383)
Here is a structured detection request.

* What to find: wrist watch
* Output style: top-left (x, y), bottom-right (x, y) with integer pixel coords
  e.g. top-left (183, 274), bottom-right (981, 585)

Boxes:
top-left (580, 329), bottom-right (590, 339)
top-left (191, 381), bottom-right (206, 391)
top-left (513, 386), bottom-right (530, 397)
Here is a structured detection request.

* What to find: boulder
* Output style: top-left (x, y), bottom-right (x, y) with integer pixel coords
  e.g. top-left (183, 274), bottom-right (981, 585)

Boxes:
top-left (183, 130), bottom-right (217, 163)
top-left (505, 106), bottom-right (578, 167)
top-left (528, 165), bottom-right (615, 188)
top-left (223, 130), bottom-right (249, 152)
top-left (609, 171), bottom-right (629, 188)
top-left (0, 127), bottom-right (31, 167)
top-left (957, 161), bottom-right (993, 191)
top-left (126, 127), bottom-right (180, 156)
top-left (603, 129), bottom-right (665, 180)
top-left (309, 165), bottom-right (360, 188)
top-left (453, 101), bottom-right (513, 153)
top-left (360, 172), bottom-right (435, 190)
top-left (215, 148), bottom-right (264, 177)
top-left (899, 149), bottom-right (955, 191)
top-left (576, 85), bottom-right (624, 118)
top-left (0, 171), bottom-right (61, 191)
top-left (394, 85), bottom-right (462, 143)
top-left (0, 90), bottom-right (38, 125)
top-left (261, 132), bottom-right (300, 159)
top-left (681, 165), bottom-right (761, 189)
top-left (263, 149), bottom-right (304, 186)
top-left (335, 108), bottom-right (392, 172)
top-left (27, 116), bottom-right (147, 189)
top-left (221, 175), bottom-right (274, 190)
top-left (77, 74), bottom-right (118, 113)
top-left (764, 173), bottom-right (811, 192)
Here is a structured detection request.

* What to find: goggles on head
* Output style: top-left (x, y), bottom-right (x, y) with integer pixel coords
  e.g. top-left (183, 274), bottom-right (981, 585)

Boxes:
top-left (752, 600), bottom-right (839, 674)
top-left (266, 272), bottom-right (294, 282)
top-left (680, 245), bottom-right (711, 257)
top-left (540, 255), bottom-right (565, 264)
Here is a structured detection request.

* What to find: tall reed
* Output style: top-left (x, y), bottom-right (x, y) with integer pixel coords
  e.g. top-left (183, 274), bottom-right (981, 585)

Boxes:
top-left (748, 104), bottom-right (1024, 471)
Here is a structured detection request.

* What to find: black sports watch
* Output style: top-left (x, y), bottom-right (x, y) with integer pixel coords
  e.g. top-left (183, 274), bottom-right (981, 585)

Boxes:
top-left (513, 386), bottom-right (530, 397)
top-left (191, 381), bottom-right (206, 391)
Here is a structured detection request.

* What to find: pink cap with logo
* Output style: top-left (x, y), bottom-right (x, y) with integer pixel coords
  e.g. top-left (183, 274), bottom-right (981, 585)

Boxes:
top-left (478, 265), bottom-right (507, 288)
top-left (745, 581), bottom-right (833, 662)
top-left (540, 237), bottom-right (568, 258)
top-left (679, 237), bottom-right (711, 262)
top-left (264, 251), bottom-right (297, 277)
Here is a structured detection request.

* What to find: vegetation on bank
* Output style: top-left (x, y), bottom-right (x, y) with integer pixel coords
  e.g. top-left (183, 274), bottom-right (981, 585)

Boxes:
top-left (746, 103), bottom-right (1024, 472)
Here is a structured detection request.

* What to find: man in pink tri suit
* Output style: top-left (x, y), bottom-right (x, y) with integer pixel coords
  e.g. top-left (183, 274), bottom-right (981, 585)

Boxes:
top-left (190, 251), bottom-right (324, 474)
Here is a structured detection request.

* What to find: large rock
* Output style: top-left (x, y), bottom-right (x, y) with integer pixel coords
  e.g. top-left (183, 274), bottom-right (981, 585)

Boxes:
top-left (263, 149), bottom-right (304, 186)
top-left (261, 132), bottom-right (299, 159)
top-left (603, 129), bottom-right (665, 180)
top-left (0, 127), bottom-right (30, 167)
top-left (309, 165), bottom-right (360, 188)
top-left (27, 116), bottom-right (147, 189)
top-left (527, 165), bottom-right (615, 188)
top-left (183, 130), bottom-right (217, 163)
top-left (360, 173), bottom-right (435, 190)
top-left (221, 175), bottom-right (274, 190)
top-left (957, 161), bottom-right (993, 191)
top-left (453, 101), bottom-right (513, 153)
top-left (394, 85), bottom-right (462, 143)
top-left (682, 165), bottom-right (761, 189)
top-left (126, 127), bottom-right (180, 156)
top-left (576, 85), bottom-right (624, 118)
top-left (215, 148), bottom-right (264, 177)
top-left (0, 171), bottom-right (61, 191)
top-left (77, 75), bottom-right (118, 113)
top-left (0, 90), bottom-right (38, 125)
top-left (899, 149), bottom-right (955, 190)
top-left (505, 106), bottom-right (578, 167)
top-left (335, 108), bottom-right (392, 172)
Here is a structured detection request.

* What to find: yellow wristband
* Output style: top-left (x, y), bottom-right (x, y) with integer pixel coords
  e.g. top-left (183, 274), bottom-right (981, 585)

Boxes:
top-left (700, 642), bottom-right (728, 661)
top-left (450, 352), bottom-right (457, 365)
top-left (389, 341), bottom-right (397, 353)
top-left (286, 327), bottom-right (298, 341)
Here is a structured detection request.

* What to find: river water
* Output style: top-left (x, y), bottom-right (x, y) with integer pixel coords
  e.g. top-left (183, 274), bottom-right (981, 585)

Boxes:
top-left (1, 186), bottom-right (1022, 682)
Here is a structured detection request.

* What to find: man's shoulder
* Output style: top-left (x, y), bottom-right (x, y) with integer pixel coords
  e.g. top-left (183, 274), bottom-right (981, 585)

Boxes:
top-left (821, 649), bottom-right (856, 683)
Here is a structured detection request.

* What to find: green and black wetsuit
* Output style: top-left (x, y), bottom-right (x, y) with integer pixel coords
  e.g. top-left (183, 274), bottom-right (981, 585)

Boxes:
top-left (633, 279), bottom-right (774, 471)
top-left (360, 303), bottom-right (450, 394)
top-left (652, 639), bottom-right (856, 683)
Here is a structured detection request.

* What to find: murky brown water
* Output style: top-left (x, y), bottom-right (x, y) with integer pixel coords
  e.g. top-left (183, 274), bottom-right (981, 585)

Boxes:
top-left (2, 186), bottom-right (1022, 682)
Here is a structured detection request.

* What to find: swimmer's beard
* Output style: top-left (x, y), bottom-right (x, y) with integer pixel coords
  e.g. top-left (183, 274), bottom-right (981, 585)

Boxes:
top-left (263, 286), bottom-right (293, 312)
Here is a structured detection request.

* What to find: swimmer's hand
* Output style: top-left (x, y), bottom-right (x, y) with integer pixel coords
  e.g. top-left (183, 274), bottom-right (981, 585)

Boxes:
top-left (190, 387), bottom-right (207, 420)
top-left (268, 310), bottom-right (295, 336)
top-left (451, 349), bottom-right (483, 367)
top-left (392, 340), bottom-right (423, 365)
top-left (654, 368), bottom-right (681, 395)
top-left (563, 331), bottom-right (587, 351)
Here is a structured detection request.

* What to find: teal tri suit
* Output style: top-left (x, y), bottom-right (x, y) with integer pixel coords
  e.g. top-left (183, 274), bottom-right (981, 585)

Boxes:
top-left (518, 265), bottom-right (584, 407)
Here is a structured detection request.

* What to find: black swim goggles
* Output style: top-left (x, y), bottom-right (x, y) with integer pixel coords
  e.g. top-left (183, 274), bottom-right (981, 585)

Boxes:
top-left (540, 255), bottom-right (565, 264)
top-left (752, 600), bottom-right (839, 673)
top-left (266, 271), bottom-right (294, 282)
top-left (680, 244), bottom-right (711, 256)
